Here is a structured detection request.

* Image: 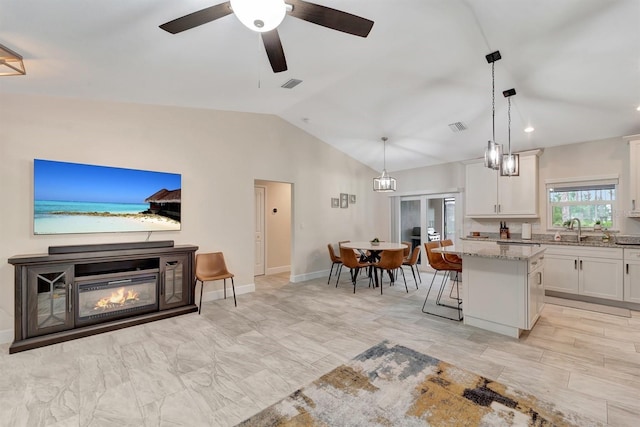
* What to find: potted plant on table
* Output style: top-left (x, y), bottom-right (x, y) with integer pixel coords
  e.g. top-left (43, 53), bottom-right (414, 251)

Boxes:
top-left (370, 237), bottom-right (380, 246)
top-left (594, 219), bottom-right (602, 231)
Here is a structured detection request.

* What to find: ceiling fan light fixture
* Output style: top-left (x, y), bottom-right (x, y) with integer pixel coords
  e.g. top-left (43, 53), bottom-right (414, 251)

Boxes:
top-left (230, 0), bottom-right (287, 32)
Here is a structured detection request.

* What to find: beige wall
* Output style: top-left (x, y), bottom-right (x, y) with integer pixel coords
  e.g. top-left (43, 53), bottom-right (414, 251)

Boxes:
top-left (254, 180), bottom-right (291, 274)
top-left (0, 94), bottom-right (381, 341)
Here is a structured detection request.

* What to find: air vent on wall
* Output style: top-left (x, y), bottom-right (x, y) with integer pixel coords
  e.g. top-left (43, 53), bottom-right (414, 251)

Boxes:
top-left (281, 78), bottom-right (303, 89)
top-left (448, 122), bottom-right (468, 132)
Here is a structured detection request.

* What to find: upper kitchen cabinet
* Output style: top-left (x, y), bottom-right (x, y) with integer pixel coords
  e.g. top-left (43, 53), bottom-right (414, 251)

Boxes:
top-left (465, 150), bottom-right (540, 218)
top-left (627, 135), bottom-right (640, 217)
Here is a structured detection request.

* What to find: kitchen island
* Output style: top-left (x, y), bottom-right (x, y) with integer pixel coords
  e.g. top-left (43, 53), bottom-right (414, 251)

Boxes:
top-left (435, 241), bottom-right (545, 338)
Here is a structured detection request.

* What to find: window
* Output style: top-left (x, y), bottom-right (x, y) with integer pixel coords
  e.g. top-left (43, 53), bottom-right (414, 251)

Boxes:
top-left (547, 177), bottom-right (618, 230)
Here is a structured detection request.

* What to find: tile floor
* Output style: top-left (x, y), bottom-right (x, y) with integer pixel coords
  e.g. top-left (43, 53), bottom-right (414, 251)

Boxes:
top-left (0, 270), bottom-right (639, 426)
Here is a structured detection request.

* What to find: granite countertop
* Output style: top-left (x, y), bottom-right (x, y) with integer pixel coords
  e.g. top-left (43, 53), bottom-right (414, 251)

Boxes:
top-left (462, 233), bottom-right (640, 248)
top-left (435, 241), bottom-right (545, 261)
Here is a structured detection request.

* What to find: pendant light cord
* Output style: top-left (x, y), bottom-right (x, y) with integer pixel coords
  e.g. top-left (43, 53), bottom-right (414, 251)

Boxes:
top-left (507, 97), bottom-right (511, 155)
top-left (491, 62), bottom-right (495, 144)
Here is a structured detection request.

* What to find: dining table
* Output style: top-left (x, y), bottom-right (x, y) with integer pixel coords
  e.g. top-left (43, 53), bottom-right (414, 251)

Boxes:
top-left (340, 241), bottom-right (408, 287)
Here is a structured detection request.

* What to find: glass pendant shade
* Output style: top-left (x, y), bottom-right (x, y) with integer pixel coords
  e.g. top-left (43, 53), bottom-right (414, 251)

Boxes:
top-left (500, 153), bottom-right (519, 176)
top-left (500, 90), bottom-right (519, 176)
top-left (230, 0), bottom-right (287, 32)
top-left (484, 140), bottom-right (502, 170)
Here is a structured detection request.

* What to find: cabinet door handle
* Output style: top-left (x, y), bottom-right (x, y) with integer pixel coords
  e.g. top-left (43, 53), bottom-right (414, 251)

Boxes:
top-left (68, 283), bottom-right (72, 313)
top-left (498, 204), bottom-right (501, 213)
top-left (574, 259), bottom-right (577, 270)
top-left (537, 271), bottom-right (542, 285)
top-left (494, 204), bottom-right (497, 213)
top-left (627, 263), bottom-right (629, 274)
top-left (580, 260), bottom-right (583, 270)
top-left (633, 200), bottom-right (636, 211)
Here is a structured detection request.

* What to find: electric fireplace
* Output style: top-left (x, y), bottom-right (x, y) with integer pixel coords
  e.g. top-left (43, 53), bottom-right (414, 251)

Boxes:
top-left (76, 273), bottom-right (158, 326)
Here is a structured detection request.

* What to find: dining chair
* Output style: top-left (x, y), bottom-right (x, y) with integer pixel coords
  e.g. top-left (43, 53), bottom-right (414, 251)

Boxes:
top-left (194, 252), bottom-right (236, 314)
top-left (339, 246), bottom-right (373, 293)
top-left (401, 241), bottom-right (412, 261)
top-left (422, 242), bottom-right (462, 321)
top-left (401, 245), bottom-right (421, 288)
top-left (373, 250), bottom-right (406, 295)
top-left (326, 243), bottom-right (343, 285)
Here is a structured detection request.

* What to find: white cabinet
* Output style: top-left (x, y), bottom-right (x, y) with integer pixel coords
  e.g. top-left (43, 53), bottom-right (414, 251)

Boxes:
top-left (627, 136), bottom-right (640, 216)
top-left (462, 250), bottom-right (544, 338)
top-left (623, 249), bottom-right (640, 303)
top-left (527, 253), bottom-right (545, 328)
top-left (543, 245), bottom-right (623, 301)
top-left (465, 151), bottom-right (539, 218)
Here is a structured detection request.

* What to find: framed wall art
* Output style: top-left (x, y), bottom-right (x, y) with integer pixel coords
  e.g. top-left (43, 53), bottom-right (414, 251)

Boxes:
top-left (340, 193), bottom-right (349, 208)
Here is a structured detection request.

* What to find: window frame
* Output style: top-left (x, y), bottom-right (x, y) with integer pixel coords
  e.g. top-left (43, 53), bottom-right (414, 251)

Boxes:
top-left (545, 175), bottom-right (619, 231)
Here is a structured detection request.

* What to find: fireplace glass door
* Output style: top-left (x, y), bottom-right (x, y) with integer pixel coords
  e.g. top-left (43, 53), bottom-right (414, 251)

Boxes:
top-left (76, 273), bottom-right (158, 325)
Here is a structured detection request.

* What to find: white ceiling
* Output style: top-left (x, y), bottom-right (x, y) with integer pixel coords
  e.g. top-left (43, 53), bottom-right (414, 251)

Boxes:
top-left (1, 0), bottom-right (639, 173)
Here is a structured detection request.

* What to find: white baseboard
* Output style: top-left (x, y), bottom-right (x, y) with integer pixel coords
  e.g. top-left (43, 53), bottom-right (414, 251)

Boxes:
top-left (266, 265), bottom-right (290, 275)
top-left (199, 282), bottom-right (255, 303)
top-left (290, 269), bottom-right (331, 283)
top-left (0, 328), bottom-right (13, 345)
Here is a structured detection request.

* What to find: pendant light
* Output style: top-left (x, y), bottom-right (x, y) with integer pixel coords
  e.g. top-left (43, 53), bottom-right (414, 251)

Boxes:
top-left (484, 50), bottom-right (502, 170)
top-left (373, 137), bottom-right (397, 192)
top-left (501, 88), bottom-right (519, 176)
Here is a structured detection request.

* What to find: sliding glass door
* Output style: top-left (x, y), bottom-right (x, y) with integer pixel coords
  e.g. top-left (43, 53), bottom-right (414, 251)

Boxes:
top-left (396, 193), bottom-right (459, 265)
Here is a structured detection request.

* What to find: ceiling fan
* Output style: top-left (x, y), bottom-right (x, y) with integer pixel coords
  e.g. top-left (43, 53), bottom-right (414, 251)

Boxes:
top-left (159, 0), bottom-right (374, 73)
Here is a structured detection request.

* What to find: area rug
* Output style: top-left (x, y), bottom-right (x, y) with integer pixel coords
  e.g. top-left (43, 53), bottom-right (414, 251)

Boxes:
top-left (238, 340), bottom-right (601, 426)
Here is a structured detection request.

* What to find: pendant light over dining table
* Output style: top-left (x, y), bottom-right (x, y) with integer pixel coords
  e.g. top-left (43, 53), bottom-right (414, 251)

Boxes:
top-left (484, 50), bottom-right (502, 170)
top-left (373, 137), bottom-right (397, 192)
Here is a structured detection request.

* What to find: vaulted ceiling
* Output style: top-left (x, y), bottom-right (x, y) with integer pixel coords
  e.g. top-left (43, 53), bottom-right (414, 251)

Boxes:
top-left (2, 0), bottom-right (639, 172)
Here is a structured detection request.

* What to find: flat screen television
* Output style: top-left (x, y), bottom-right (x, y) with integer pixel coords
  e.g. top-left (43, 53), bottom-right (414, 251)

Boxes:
top-left (34, 159), bottom-right (181, 235)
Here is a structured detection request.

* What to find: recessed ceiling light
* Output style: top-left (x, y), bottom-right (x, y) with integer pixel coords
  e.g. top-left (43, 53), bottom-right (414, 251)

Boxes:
top-left (636, 105), bottom-right (640, 111)
top-left (524, 126), bottom-right (535, 133)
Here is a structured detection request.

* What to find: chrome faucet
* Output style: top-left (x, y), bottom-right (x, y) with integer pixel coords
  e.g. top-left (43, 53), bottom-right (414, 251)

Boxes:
top-left (569, 218), bottom-right (584, 241)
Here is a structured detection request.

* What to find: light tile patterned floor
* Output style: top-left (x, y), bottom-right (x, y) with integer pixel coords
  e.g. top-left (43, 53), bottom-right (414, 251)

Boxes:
top-left (0, 271), bottom-right (638, 426)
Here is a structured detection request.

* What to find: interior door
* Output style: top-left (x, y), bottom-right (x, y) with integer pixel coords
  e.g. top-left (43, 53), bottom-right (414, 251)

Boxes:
top-left (254, 186), bottom-right (265, 276)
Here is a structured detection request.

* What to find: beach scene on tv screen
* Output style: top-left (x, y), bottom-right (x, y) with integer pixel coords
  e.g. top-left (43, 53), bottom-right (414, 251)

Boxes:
top-left (34, 159), bottom-right (181, 235)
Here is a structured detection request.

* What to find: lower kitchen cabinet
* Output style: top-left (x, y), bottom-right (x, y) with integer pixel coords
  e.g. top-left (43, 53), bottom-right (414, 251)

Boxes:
top-left (624, 249), bottom-right (640, 303)
top-left (543, 245), bottom-right (623, 301)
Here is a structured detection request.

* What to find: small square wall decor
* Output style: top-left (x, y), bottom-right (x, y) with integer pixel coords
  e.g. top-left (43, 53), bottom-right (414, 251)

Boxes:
top-left (331, 198), bottom-right (339, 208)
top-left (349, 194), bottom-right (356, 204)
top-left (340, 193), bottom-right (349, 208)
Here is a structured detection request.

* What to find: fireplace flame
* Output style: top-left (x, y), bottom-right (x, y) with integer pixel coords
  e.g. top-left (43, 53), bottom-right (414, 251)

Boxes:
top-left (94, 287), bottom-right (139, 310)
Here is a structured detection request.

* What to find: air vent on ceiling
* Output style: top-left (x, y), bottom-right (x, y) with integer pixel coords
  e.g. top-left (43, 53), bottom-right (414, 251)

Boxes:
top-left (281, 79), bottom-right (303, 89)
top-left (448, 122), bottom-right (468, 132)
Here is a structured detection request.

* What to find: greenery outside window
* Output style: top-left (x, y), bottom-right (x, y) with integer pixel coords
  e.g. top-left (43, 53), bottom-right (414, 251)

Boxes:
top-left (547, 178), bottom-right (618, 230)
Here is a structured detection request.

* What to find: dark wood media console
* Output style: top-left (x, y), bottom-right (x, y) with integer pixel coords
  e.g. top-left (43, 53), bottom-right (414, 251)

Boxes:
top-left (8, 243), bottom-right (198, 353)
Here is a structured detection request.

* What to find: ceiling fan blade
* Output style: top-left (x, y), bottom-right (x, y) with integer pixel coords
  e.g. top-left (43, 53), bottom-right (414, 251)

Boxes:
top-left (287, 0), bottom-right (374, 38)
top-left (262, 29), bottom-right (288, 73)
top-left (160, 2), bottom-right (232, 34)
